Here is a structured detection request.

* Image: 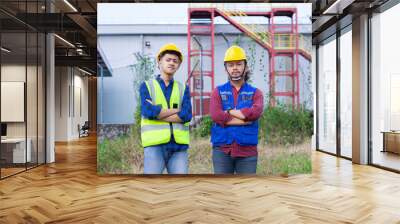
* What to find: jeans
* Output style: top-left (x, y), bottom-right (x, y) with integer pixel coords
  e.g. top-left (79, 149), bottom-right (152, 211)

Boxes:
top-left (212, 146), bottom-right (258, 174)
top-left (144, 145), bottom-right (188, 174)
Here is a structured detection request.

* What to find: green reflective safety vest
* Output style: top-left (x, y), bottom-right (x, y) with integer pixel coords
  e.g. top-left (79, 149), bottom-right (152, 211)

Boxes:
top-left (141, 79), bottom-right (190, 147)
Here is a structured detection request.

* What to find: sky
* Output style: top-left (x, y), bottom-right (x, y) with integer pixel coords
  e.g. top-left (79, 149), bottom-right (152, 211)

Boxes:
top-left (98, 3), bottom-right (312, 25)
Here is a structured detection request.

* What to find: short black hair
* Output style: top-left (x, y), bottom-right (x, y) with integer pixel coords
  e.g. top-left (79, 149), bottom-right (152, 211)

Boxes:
top-left (243, 68), bottom-right (251, 82)
top-left (158, 50), bottom-right (182, 62)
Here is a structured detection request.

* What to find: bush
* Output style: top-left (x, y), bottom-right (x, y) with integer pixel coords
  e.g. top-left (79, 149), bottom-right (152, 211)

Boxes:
top-left (97, 123), bottom-right (143, 174)
top-left (191, 105), bottom-right (313, 146)
top-left (259, 104), bottom-right (313, 146)
top-left (134, 104), bottom-right (142, 146)
top-left (192, 115), bottom-right (213, 138)
top-left (98, 134), bottom-right (129, 174)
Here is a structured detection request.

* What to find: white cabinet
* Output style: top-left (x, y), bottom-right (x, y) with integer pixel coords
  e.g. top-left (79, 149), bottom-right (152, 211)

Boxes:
top-left (1, 138), bottom-right (32, 163)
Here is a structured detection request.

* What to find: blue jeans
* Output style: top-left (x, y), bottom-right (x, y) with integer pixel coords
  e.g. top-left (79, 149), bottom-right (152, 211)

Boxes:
top-left (144, 146), bottom-right (188, 174)
top-left (212, 147), bottom-right (258, 174)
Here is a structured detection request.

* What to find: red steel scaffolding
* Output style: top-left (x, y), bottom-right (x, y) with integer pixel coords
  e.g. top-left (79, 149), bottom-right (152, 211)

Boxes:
top-left (188, 7), bottom-right (311, 116)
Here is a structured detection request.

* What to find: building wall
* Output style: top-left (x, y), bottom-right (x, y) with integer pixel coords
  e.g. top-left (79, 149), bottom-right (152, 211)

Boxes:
top-left (55, 67), bottom-right (89, 141)
top-left (1, 65), bottom-right (43, 136)
top-left (98, 33), bottom-right (312, 124)
top-left (1, 64), bottom-right (45, 164)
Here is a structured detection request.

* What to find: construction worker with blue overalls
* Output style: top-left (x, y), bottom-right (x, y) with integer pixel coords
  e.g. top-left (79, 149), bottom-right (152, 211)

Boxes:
top-left (210, 45), bottom-right (264, 174)
top-left (139, 43), bottom-right (192, 174)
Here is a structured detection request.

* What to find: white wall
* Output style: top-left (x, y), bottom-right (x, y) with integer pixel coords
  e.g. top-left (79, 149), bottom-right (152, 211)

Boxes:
top-left (55, 67), bottom-right (68, 141)
top-left (1, 65), bottom-right (35, 137)
top-left (55, 67), bottom-right (89, 141)
top-left (1, 65), bottom-right (26, 139)
top-left (98, 33), bottom-right (313, 124)
top-left (72, 73), bottom-right (89, 138)
top-left (98, 3), bottom-right (312, 25)
top-left (1, 64), bottom-right (46, 163)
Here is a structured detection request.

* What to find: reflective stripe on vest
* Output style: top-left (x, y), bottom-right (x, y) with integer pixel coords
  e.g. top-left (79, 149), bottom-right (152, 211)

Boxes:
top-left (141, 79), bottom-right (190, 147)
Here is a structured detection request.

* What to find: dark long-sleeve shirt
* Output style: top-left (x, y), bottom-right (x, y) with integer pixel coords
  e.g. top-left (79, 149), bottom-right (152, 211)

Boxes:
top-left (210, 83), bottom-right (264, 157)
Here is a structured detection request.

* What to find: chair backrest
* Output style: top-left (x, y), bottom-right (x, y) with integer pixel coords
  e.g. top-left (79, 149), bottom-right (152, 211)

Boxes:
top-left (82, 121), bottom-right (90, 129)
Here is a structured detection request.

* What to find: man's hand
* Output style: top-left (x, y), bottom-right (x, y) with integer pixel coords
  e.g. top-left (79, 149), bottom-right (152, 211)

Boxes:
top-left (157, 108), bottom-right (180, 119)
top-left (226, 117), bottom-right (251, 126)
top-left (161, 114), bottom-right (183, 123)
top-left (146, 99), bottom-right (182, 121)
top-left (227, 109), bottom-right (246, 120)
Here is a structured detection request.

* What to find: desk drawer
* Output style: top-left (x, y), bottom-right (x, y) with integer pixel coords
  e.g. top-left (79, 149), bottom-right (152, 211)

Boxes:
top-left (384, 133), bottom-right (400, 154)
top-left (1, 140), bottom-right (31, 164)
top-left (0, 145), bottom-right (14, 163)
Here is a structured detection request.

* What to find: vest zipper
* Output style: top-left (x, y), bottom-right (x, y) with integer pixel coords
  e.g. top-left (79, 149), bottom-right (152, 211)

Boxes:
top-left (167, 85), bottom-right (174, 139)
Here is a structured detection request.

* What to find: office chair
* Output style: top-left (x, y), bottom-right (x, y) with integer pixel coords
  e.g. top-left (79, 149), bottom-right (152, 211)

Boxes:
top-left (79, 121), bottom-right (90, 138)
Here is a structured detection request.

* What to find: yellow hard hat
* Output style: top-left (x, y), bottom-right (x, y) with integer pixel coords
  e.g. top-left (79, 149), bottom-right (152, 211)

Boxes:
top-left (157, 43), bottom-right (183, 62)
top-left (224, 45), bottom-right (247, 62)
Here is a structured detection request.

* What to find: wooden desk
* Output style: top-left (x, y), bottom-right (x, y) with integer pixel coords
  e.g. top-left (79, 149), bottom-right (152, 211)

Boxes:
top-left (1, 138), bottom-right (31, 164)
top-left (381, 131), bottom-right (400, 154)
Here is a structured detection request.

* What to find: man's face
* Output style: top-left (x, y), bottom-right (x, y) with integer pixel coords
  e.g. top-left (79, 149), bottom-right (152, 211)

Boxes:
top-left (225, 60), bottom-right (245, 80)
top-left (158, 53), bottom-right (181, 75)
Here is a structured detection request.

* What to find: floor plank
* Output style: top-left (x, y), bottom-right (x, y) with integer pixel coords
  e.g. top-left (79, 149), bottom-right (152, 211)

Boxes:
top-left (0, 135), bottom-right (399, 223)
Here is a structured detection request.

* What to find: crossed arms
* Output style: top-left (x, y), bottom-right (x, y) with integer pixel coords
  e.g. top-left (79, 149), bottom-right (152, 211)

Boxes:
top-left (140, 82), bottom-right (192, 123)
top-left (209, 88), bottom-right (264, 127)
top-left (146, 99), bottom-right (183, 123)
top-left (225, 110), bottom-right (251, 126)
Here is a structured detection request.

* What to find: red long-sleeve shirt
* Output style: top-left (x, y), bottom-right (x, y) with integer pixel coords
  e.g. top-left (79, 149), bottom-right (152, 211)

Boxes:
top-left (210, 83), bottom-right (264, 157)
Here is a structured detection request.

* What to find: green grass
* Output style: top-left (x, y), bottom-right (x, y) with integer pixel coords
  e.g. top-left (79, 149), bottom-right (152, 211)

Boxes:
top-left (97, 125), bottom-right (143, 174)
top-left (256, 140), bottom-right (312, 175)
top-left (257, 152), bottom-right (312, 176)
top-left (98, 91), bottom-right (313, 175)
top-left (97, 129), bottom-right (312, 175)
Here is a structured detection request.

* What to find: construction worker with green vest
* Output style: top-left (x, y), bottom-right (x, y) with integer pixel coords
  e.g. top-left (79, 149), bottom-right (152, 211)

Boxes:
top-left (139, 43), bottom-right (192, 174)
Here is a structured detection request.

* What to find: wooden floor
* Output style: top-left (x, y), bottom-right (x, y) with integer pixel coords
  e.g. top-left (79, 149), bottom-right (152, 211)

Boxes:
top-left (373, 151), bottom-right (400, 171)
top-left (1, 163), bottom-right (45, 178)
top-left (0, 167), bottom-right (26, 178)
top-left (1, 136), bottom-right (400, 223)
